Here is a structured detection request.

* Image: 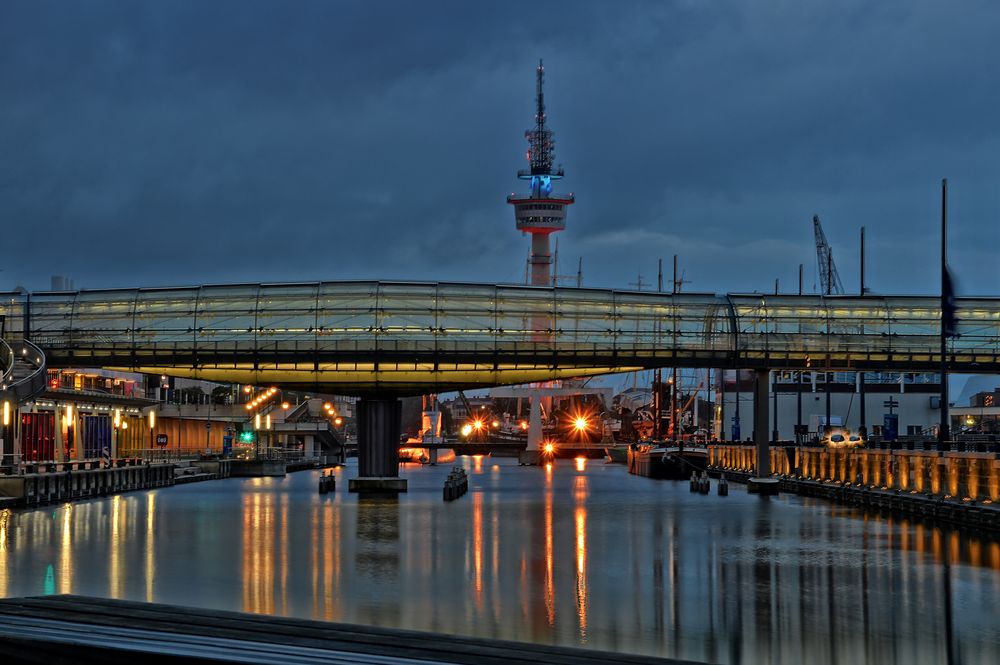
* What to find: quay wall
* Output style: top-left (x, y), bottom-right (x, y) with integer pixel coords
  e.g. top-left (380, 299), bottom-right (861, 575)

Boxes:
top-left (708, 444), bottom-right (1000, 530)
top-left (0, 464), bottom-right (175, 507)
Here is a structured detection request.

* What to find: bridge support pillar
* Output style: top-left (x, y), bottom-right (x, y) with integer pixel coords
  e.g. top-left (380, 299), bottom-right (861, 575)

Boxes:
top-left (749, 368), bottom-right (779, 495)
top-left (349, 397), bottom-right (407, 493)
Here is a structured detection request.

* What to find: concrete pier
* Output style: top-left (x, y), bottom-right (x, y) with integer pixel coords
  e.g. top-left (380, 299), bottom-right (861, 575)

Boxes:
top-left (351, 396), bottom-right (406, 492)
top-left (748, 368), bottom-right (779, 495)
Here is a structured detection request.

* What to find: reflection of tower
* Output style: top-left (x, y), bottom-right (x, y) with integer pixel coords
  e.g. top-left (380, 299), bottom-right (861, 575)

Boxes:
top-left (508, 60), bottom-right (574, 287)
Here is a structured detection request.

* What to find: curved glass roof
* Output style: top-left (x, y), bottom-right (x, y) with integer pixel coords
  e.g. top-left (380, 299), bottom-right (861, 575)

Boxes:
top-left (1, 282), bottom-right (995, 394)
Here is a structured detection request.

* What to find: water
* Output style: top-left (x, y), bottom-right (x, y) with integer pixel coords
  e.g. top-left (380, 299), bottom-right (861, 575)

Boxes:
top-left (0, 458), bottom-right (998, 664)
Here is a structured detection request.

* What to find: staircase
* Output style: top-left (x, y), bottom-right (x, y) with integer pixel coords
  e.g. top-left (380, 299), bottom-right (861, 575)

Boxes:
top-left (0, 339), bottom-right (48, 403)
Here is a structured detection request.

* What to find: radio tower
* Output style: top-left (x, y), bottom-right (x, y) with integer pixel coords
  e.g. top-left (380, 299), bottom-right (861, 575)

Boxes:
top-left (508, 60), bottom-right (574, 286)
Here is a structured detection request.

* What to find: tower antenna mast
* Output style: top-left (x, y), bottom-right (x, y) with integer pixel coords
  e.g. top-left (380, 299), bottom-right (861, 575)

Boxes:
top-left (507, 60), bottom-right (574, 287)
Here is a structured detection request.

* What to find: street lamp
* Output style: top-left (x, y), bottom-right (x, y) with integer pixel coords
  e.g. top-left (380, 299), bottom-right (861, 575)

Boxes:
top-left (254, 412), bottom-right (261, 459)
top-left (148, 409), bottom-right (155, 455)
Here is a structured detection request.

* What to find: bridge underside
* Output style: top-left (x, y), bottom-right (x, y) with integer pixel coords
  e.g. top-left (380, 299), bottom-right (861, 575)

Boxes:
top-left (60, 345), bottom-right (1000, 396)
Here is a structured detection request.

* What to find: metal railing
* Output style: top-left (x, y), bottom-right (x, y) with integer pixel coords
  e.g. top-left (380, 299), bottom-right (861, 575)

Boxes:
top-left (0, 339), bottom-right (48, 403)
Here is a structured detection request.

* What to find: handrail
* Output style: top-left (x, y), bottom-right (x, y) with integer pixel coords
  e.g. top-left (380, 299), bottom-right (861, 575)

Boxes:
top-left (0, 338), bottom-right (14, 392)
top-left (6, 339), bottom-right (48, 403)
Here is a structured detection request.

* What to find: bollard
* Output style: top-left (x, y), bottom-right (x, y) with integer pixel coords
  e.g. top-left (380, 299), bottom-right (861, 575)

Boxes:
top-left (699, 471), bottom-right (710, 494)
top-left (718, 473), bottom-right (729, 496)
top-left (690, 472), bottom-right (699, 492)
top-left (444, 468), bottom-right (469, 501)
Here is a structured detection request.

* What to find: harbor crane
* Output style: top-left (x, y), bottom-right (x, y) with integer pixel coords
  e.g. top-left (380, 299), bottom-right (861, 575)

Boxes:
top-left (813, 215), bottom-right (844, 295)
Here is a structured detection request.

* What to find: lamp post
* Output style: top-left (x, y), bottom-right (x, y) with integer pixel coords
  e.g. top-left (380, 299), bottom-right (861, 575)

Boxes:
top-left (266, 413), bottom-right (272, 458)
top-left (148, 409), bottom-right (155, 460)
top-left (64, 403), bottom-right (75, 463)
top-left (254, 411), bottom-right (261, 459)
top-left (1, 400), bottom-right (9, 470)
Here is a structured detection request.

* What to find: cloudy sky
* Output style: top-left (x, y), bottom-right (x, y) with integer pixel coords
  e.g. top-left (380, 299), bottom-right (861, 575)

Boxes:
top-left (2, 1), bottom-right (999, 295)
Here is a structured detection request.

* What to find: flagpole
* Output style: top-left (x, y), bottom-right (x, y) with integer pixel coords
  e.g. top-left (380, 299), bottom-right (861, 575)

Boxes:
top-left (939, 178), bottom-right (949, 450)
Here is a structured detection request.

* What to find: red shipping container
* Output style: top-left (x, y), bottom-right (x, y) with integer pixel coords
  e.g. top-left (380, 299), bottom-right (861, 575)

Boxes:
top-left (21, 412), bottom-right (55, 462)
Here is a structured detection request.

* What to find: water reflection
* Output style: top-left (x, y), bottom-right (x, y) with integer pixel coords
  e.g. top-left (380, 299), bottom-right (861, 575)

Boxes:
top-left (59, 504), bottom-right (72, 594)
top-left (0, 461), bottom-right (996, 663)
top-left (109, 495), bottom-right (123, 598)
top-left (145, 493), bottom-right (155, 602)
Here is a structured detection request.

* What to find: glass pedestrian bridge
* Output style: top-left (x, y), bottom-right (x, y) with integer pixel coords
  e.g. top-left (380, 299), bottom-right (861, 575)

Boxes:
top-left (2, 281), bottom-right (998, 394)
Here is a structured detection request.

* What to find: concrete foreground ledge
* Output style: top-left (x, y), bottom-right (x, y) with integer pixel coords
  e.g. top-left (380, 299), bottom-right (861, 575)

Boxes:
top-left (0, 595), bottom-right (700, 664)
top-left (348, 477), bottom-right (408, 493)
top-left (747, 477), bottom-right (780, 495)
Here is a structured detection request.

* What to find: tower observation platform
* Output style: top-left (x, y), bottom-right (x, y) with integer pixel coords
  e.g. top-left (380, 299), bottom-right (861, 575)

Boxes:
top-left (507, 60), bottom-right (574, 287)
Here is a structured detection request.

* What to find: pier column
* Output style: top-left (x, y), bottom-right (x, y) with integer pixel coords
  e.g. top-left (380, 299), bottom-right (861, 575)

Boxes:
top-left (349, 396), bottom-right (407, 493)
top-left (517, 393), bottom-right (545, 465)
top-left (749, 368), bottom-right (779, 495)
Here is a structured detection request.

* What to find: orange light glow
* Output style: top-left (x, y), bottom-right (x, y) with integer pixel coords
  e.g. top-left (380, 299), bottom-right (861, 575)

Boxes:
top-left (243, 386), bottom-right (252, 394)
top-left (491, 420), bottom-right (499, 428)
top-left (461, 423), bottom-right (473, 437)
top-left (519, 421), bottom-right (528, 430)
top-left (543, 442), bottom-right (556, 455)
top-left (334, 417), bottom-right (343, 426)
top-left (323, 402), bottom-right (333, 411)
top-left (573, 416), bottom-right (588, 432)
top-left (473, 420), bottom-right (484, 430)
top-left (245, 404), bottom-right (253, 411)
top-left (281, 402), bottom-right (290, 410)
top-left (575, 457), bottom-right (586, 472)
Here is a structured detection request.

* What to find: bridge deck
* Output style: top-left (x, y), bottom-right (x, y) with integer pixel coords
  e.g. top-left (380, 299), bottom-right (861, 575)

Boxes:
top-left (3, 281), bottom-right (998, 393)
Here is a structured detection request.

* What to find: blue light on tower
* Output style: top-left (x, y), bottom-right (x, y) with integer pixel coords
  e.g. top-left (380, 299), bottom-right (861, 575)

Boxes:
top-left (530, 175), bottom-right (553, 196)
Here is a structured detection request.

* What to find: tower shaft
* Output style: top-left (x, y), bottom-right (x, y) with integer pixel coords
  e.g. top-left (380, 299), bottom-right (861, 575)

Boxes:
top-left (530, 233), bottom-right (552, 287)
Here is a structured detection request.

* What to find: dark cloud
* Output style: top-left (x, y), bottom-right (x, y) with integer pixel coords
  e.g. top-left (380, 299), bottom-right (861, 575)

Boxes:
top-left (2, 0), bottom-right (999, 295)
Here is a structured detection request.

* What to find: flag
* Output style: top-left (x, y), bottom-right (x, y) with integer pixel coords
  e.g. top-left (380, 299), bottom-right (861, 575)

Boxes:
top-left (943, 264), bottom-right (959, 338)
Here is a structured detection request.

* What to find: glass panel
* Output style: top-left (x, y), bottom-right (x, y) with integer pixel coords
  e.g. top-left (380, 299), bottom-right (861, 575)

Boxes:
top-left (0, 293), bottom-right (27, 338)
top-left (315, 282), bottom-right (379, 349)
top-left (379, 283), bottom-right (438, 343)
top-left (496, 286), bottom-right (553, 344)
top-left (552, 287), bottom-right (614, 347)
top-left (25, 293), bottom-right (77, 347)
top-left (194, 285), bottom-right (260, 346)
top-left (134, 288), bottom-right (197, 346)
top-left (438, 283), bottom-right (495, 344)
top-left (255, 284), bottom-right (319, 343)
